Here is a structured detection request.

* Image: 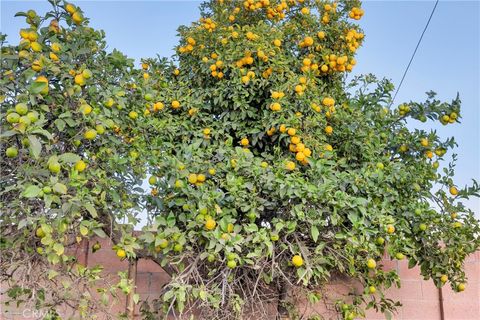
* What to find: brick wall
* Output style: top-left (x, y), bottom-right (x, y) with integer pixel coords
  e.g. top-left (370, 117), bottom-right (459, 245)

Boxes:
top-left (1, 237), bottom-right (479, 319)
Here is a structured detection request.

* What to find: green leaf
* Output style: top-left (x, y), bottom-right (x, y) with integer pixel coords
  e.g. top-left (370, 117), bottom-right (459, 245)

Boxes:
top-left (80, 225), bottom-right (89, 236)
top-left (28, 135), bottom-right (42, 159)
top-left (53, 243), bottom-right (65, 256)
top-left (84, 203), bottom-right (98, 218)
top-left (23, 185), bottom-right (41, 198)
top-left (54, 119), bottom-right (65, 131)
top-left (0, 130), bottom-right (17, 138)
top-left (29, 81), bottom-right (47, 94)
top-left (48, 270), bottom-right (59, 280)
top-left (93, 228), bottom-right (107, 238)
top-left (59, 153), bottom-right (81, 163)
top-left (133, 293), bottom-right (140, 304)
top-left (53, 183), bottom-right (67, 194)
top-left (311, 225), bottom-right (319, 243)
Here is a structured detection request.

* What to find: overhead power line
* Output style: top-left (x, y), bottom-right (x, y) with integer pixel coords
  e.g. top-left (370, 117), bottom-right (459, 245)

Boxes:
top-left (390, 0), bottom-right (440, 106)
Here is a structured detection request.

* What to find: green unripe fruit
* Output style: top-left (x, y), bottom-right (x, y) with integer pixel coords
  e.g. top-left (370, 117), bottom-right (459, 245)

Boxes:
top-left (148, 176), bottom-right (157, 185)
top-left (36, 227), bottom-right (45, 238)
top-left (95, 125), bottom-right (105, 134)
top-left (82, 69), bottom-right (92, 79)
top-left (6, 147), bottom-right (18, 158)
top-left (207, 254), bottom-right (215, 263)
top-left (18, 116), bottom-right (31, 126)
top-left (419, 224), bottom-right (427, 231)
top-left (6, 112), bottom-right (20, 123)
top-left (84, 129), bottom-right (97, 140)
top-left (227, 260), bottom-right (237, 269)
top-left (144, 93), bottom-right (153, 101)
top-left (42, 186), bottom-right (52, 194)
top-left (48, 161), bottom-right (61, 174)
top-left (270, 233), bottom-right (279, 241)
top-left (15, 103), bottom-right (28, 115)
top-left (226, 253), bottom-right (236, 261)
top-left (158, 239), bottom-right (168, 249)
top-left (395, 253), bottom-right (405, 260)
top-left (376, 162), bottom-right (384, 170)
top-left (173, 243), bottom-right (183, 252)
top-left (415, 208), bottom-right (422, 215)
top-left (130, 151), bottom-right (138, 159)
top-left (26, 111), bottom-right (39, 123)
top-left (376, 237), bottom-right (385, 245)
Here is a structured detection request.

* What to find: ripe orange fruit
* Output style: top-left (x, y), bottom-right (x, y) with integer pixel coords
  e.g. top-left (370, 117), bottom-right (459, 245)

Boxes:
top-left (188, 173), bottom-right (198, 184)
top-left (325, 126), bottom-right (333, 135)
top-left (290, 136), bottom-right (300, 145)
top-left (295, 152), bottom-right (305, 161)
top-left (116, 249), bottom-right (126, 259)
top-left (285, 161), bottom-right (296, 171)
top-left (287, 128), bottom-right (296, 136)
top-left (171, 100), bottom-right (180, 109)
top-left (449, 186), bottom-right (458, 196)
top-left (205, 219), bottom-right (216, 230)
top-left (197, 174), bottom-right (206, 182)
top-left (240, 138), bottom-right (249, 146)
top-left (291, 255), bottom-right (303, 267)
top-left (386, 224), bottom-right (395, 234)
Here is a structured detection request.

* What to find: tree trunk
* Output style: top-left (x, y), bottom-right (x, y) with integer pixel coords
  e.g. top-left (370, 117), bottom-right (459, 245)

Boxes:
top-left (277, 280), bottom-right (289, 319)
top-left (126, 258), bottom-right (138, 320)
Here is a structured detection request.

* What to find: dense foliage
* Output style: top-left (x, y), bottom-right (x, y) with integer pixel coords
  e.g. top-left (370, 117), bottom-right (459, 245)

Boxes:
top-left (1, 0), bottom-right (479, 319)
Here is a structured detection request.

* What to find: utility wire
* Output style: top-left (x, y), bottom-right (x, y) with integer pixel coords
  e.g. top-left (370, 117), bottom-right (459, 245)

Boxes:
top-left (390, 0), bottom-right (440, 106)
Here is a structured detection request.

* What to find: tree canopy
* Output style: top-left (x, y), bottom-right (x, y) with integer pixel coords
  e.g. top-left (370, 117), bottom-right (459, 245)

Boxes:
top-left (1, 0), bottom-right (479, 319)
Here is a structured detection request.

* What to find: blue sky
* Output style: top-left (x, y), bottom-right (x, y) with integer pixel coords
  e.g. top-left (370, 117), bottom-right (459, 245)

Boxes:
top-left (2, 1), bottom-right (479, 217)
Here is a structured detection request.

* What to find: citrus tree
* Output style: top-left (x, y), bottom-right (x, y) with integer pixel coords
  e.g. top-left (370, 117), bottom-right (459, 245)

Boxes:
top-left (1, 0), bottom-right (479, 319)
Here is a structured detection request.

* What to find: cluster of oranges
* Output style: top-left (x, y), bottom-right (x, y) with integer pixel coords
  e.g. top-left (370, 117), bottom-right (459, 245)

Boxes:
top-left (440, 111), bottom-right (458, 125)
top-left (320, 3), bottom-right (339, 24)
top-left (209, 59), bottom-right (225, 78)
top-left (265, 1), bottom-right (288, 20)
top-left (187, 173), bottom-right (207, 186)
top-left (178, 37), bottom-right (197, 54)
top-left (345, 28), bottom-right (364, 53)
top-left (349, 7), bottom-right (365, 20)
top-left (235, 51), bottom-right (255, 68)
top-left (200, 17), bottom-right (217, 32)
